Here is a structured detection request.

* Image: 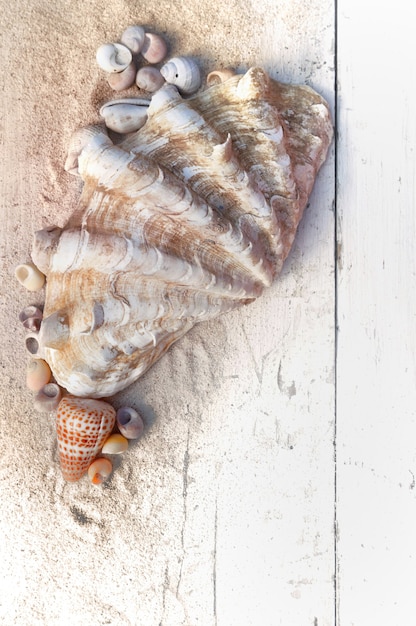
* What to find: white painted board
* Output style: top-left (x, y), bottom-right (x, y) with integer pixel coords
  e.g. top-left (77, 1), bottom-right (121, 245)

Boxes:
top-left (337, 1), bottom-right (416, 623)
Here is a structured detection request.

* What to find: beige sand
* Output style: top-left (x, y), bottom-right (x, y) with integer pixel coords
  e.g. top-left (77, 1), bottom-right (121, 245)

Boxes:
top-left (0, 2), bottom-right (335, 624)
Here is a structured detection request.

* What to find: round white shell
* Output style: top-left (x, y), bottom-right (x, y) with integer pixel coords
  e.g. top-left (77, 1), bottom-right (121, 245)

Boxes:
top-left (99, 98), bottom-right (149, 133)
top-left (160, 56), bottom-right (201, 95)
top-left (96, 43), bottom-right (132, 73)
top-left (120, 25), bottom-right (146, 54)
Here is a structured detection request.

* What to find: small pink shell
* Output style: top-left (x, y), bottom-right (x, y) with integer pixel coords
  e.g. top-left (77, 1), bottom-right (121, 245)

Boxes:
top-left (136, 66), bottom-right (165, 92)
top-left (107, 62), bottom-right (137, 91)
top-left (141, 33), bottom-right (168, 64)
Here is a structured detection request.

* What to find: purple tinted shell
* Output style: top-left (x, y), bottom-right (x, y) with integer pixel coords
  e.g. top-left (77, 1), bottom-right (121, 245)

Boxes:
top-left (34, 383), bottom-right (62, 413)
top-left (116, 407), bottom-right (144, 440)
top-left (19, 305), bottom-right (43, 332)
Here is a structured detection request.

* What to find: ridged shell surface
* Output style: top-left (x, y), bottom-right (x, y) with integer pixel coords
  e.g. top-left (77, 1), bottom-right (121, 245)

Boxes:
top-left (32, 67), bottom-right (333, 398)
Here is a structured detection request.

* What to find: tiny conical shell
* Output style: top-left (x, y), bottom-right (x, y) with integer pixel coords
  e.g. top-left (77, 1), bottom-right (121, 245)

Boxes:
top-left (160, 56), bottom-right (201, 95)
top-left (116, 407), bottom-right (144, 439)
top-left (107, 62), bottom-right (137, 91)
top-left (141, 33), bottom-right (168, 64)
top-left (34, 383), bottom-right (62, 413)
top-left (88, 458), bottom-right (113, 485)
top-left (135, 66), bottom-right (165, 92)
top-left (102, 433), bottom-right (128, 454)
top-left (26, 358), bottom-right (51, 391)
top-left (99, 98), bottom-right (149, 133)
top-left (15, 263), bottom-right (45, 291)
top-left (19, 305), bottom-right (43, 332)
top-left (120, 25), bottom-right (146, 54)
top-left (96, 43), bottom-right (132, 73)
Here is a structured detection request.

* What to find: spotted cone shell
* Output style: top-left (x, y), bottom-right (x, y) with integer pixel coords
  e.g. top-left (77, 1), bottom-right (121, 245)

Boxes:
top-left (56, 396), bottom-right (116, 482)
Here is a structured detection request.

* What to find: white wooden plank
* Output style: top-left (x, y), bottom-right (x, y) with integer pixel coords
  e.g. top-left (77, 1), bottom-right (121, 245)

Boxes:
top-left (337, 1), bottom-right (416, 623)
top-left (0, 1), bottom-right (335, 625)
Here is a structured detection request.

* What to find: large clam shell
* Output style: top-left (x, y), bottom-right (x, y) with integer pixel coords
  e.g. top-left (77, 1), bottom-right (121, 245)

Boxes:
top-left (32, 67), bottom-right (333, 398)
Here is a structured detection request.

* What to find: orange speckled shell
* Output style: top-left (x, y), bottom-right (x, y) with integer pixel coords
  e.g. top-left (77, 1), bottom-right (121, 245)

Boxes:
top-left (56, 396), bottom-right (116, 482)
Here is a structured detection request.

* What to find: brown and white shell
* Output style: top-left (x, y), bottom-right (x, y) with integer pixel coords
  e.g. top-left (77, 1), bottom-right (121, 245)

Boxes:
top-left (31, 67), bottom-right (332, 398)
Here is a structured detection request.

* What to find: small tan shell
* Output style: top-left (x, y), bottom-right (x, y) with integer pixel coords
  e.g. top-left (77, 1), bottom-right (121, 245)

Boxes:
top-left (96, 43), bottom-right (132, 73)
top-left (33, 383), bottom-right (62, 413)
top-left (120, 25), bottom-right (146, 54)
top-left (99, 98), bottom-right (149, 133)
top-left (26, 358), bottom-right (51, 391)
top-left (102, 433), bottom-right (128, 454)
top-left (160, 56), bottom-right (201, 95)
top-left (206, 69), bottom-right (236, 86)
top-left (15, 263), bottom-right (45, 291)
top-left (136, 66), bottom-right (165, 92)
top-left (107, 62), bottom-right (137, 91)
top-left (141, 33), bottom-right (168, 63)
top-left (88, 458), bottom-right (113, 485)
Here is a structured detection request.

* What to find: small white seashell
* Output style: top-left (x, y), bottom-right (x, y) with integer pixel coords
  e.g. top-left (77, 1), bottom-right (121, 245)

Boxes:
top-left (141, 33), bottom-right (168, 64)
top-left (136, 66), bottom-right (165, 92)
top-left (19, 305), bottom-right (43, 332)
top-left (88, 457), bottom-right (113, 485)
top-left (102, 433), bottom-right (128, 454)
top-left (15, 263), bottom-right (45, 291)
top-left (96, 43), bottom-right (132, 73)
top-left (26, 358), bottom-right (51, 391)
top-left (120, 25), bottom-right (146, 54)
top-left (206, 69), bottom-right (236, 87)
top-left (160, 56), bottom-right (201, 95)
top-left (99, 98), bottom-right (149, 133)
top-left (33, 383), bottom-right (62, 413)
top-left (107, 61), bottom-right (137, 91)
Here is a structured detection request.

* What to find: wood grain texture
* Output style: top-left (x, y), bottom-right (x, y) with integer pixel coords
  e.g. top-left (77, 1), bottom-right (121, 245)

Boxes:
top-left (336, 1), bottom-right (416, 623)
top-left (0, 2), bottom-right (335, 624)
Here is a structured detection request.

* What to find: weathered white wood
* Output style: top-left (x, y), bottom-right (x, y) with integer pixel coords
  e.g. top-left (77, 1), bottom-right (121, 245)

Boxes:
top-left (0, 1), bottom-right (335, 624)
top-left (337, 1), bottom-right (416, 624)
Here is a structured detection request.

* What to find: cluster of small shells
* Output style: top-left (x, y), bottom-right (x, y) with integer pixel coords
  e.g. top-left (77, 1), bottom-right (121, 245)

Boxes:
top-left (14, 26), bottom-right (206, 484)
top-left (16, 268), bottom-right (145, 485)
top-left (97, 25), bottom-right (202, 134)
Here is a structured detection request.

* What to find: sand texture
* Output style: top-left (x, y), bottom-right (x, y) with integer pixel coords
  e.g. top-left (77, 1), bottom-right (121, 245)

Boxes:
top-left (0, 2), bottom-right (335, 624)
